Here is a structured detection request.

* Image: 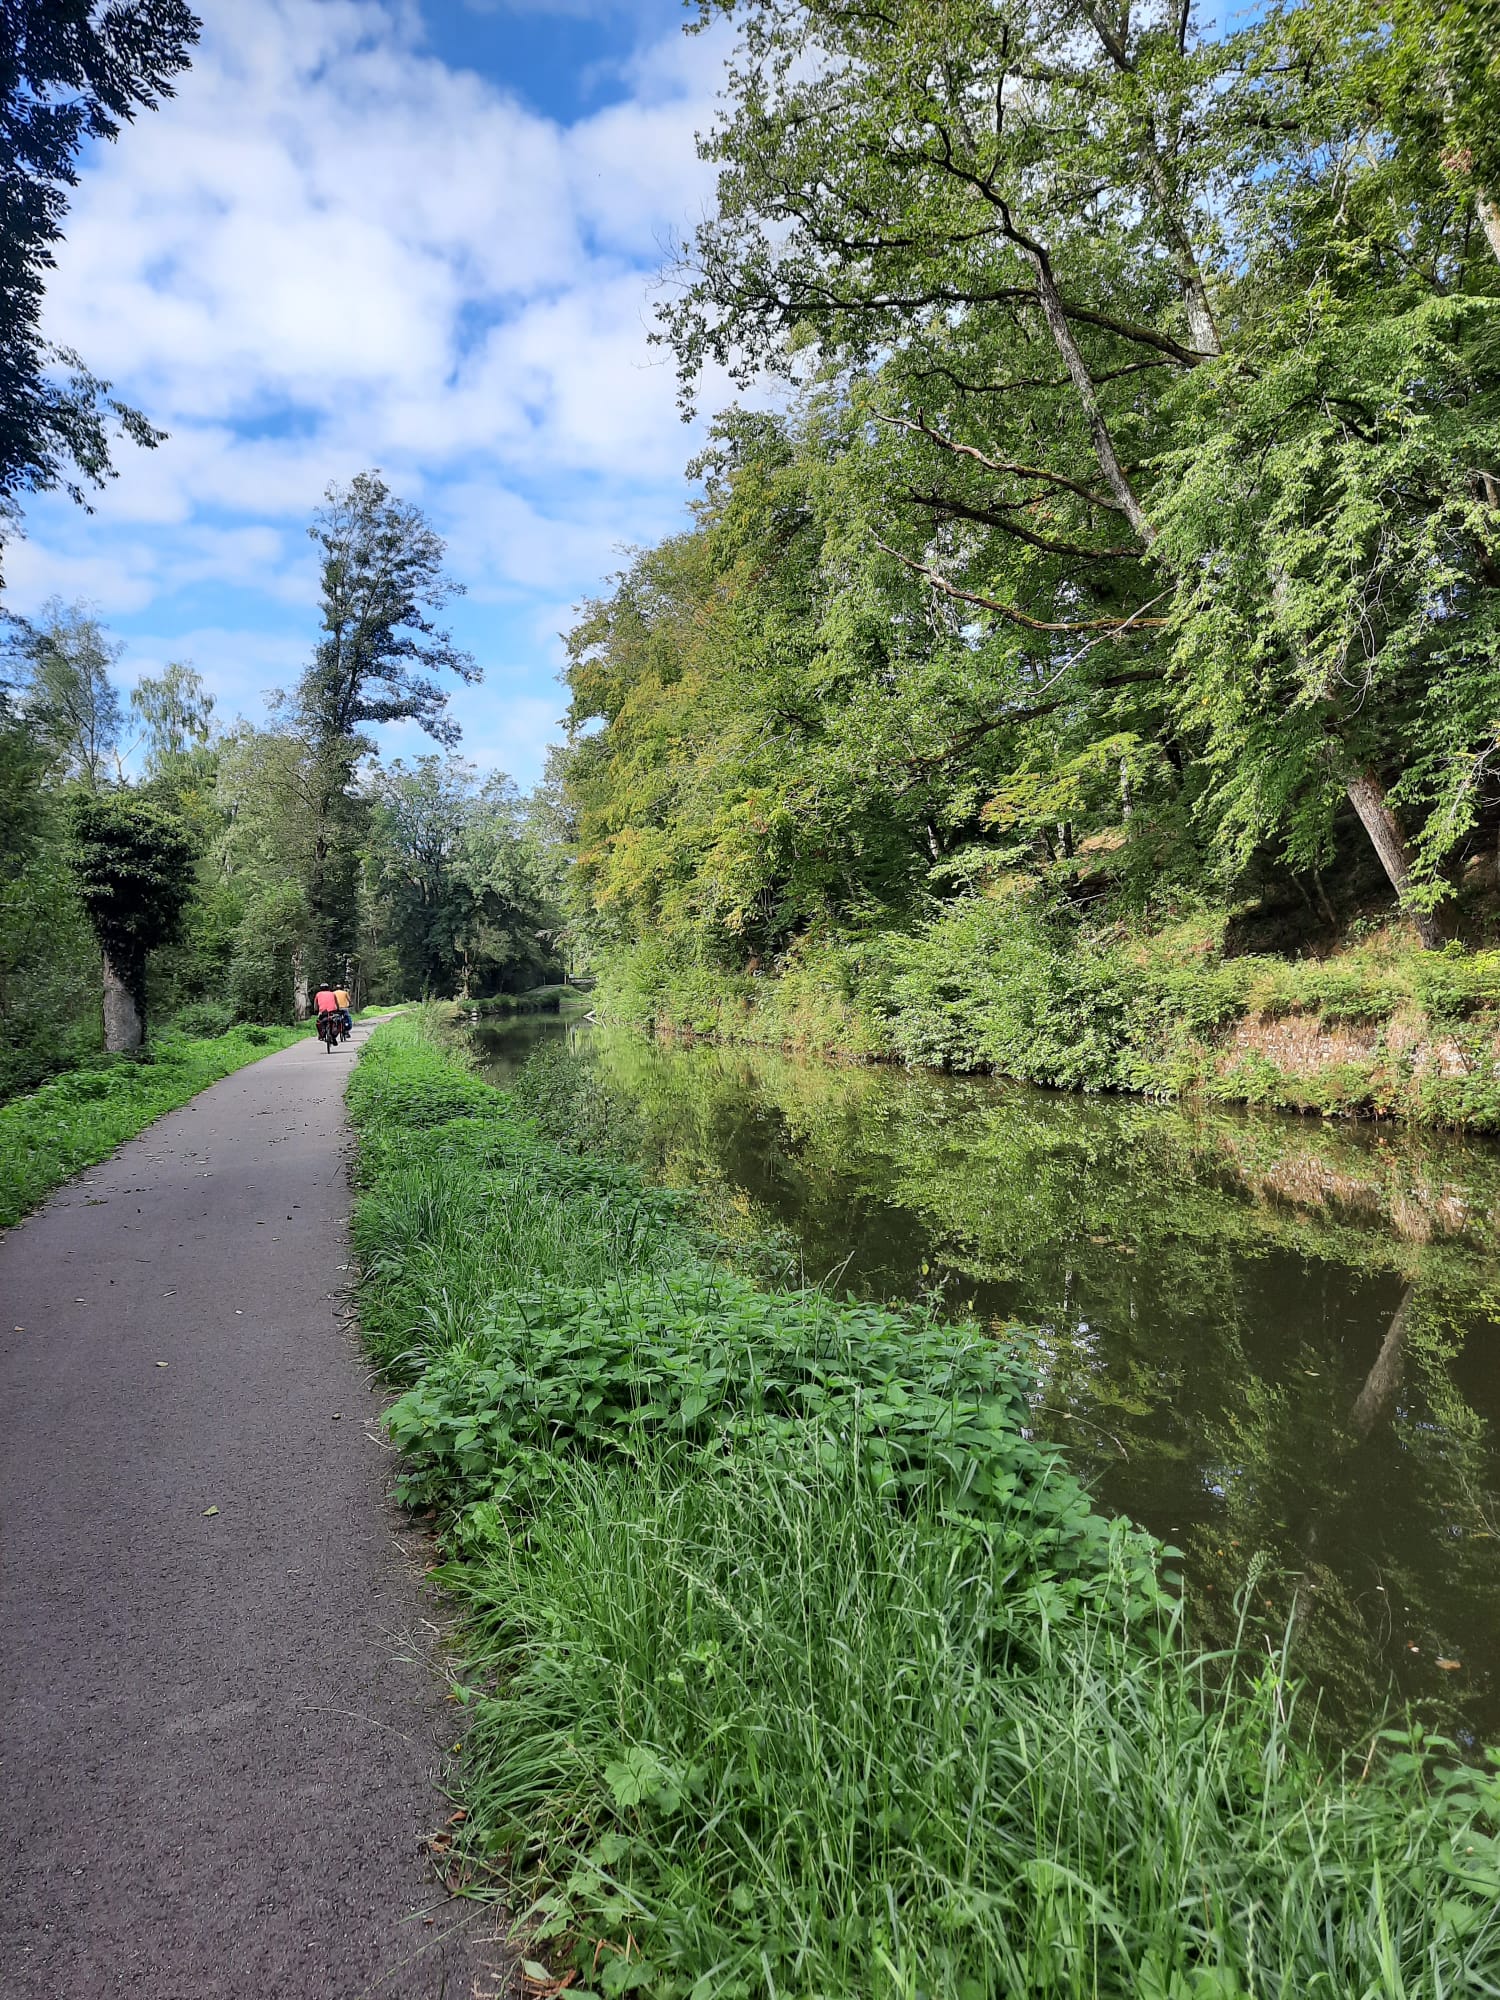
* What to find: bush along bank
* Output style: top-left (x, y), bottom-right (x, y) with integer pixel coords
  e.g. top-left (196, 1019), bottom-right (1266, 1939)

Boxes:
top-left (348, 1014), bottom-right (1500, 1999)
top-left (595, 906), bottom-right (1500, 1128)
top-left (0, 1021), bottom-right (305, 1228)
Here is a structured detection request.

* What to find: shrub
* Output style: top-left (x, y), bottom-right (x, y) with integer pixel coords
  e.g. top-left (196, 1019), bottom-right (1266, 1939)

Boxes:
top-left (172, 998), bottom-right (236, 1039)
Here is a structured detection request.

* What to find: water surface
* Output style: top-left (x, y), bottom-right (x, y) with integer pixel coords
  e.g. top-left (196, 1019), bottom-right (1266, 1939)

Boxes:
top-left (476, 1014), bottom-right (1500, 1744)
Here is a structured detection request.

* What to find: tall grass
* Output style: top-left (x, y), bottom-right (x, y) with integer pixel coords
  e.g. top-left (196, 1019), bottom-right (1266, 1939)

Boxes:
top-left (348, 1017), bottom-right (1500, 1998)
top-left (462, 1446), bottom-right (1500, 2000)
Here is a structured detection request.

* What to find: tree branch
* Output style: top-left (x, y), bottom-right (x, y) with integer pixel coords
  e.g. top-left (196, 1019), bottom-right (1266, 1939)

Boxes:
top-left (872, 534), bottom-right (1171, 632)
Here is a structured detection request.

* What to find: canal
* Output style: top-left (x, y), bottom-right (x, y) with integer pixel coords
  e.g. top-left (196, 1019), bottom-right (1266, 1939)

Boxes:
top-left (475, 1011), bottom-right (1500, 1745)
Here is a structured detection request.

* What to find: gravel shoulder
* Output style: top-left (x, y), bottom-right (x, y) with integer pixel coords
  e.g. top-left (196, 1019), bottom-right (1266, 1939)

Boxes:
top-left (0, 1024), bottom-right (498, 1999)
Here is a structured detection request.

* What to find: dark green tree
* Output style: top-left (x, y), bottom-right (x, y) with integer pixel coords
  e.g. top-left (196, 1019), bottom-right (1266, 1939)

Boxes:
top-left (294, 472), bottom-right (479, 982)
top-left (299, 471), bottom-right (479, 745)
top-left (67, 790), bottom-right (193, 1048)
top-left (1, 0), bottom-right (200, 584)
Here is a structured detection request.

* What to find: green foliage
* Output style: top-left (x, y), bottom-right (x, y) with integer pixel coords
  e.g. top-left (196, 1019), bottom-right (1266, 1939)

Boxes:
top-left (558, 0), bottom-right (1500, 1081)
top-left (349, 1014), bottom-right (1500, 1998)
top-left (5, 600), bottom-right (125, 789)
top-left (0, 1), bottom-right (196, 584)
top-left (226, 879), bottom-right (312, 1024)
top-left (130, 661), bottom-right (215, 773)
top-left (365, 754), bottom-right (563, 998)
top-left (603, 910), bottom-right (1500, 1127)
top-left (66, 791), bottom-right (195, 997)
top-left (0, 1023), bottom-right (300, 1228)
top-left (171, 997), bottom-right (236, 1039)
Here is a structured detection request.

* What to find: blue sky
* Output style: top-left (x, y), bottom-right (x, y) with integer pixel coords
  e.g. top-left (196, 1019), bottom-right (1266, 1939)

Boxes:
top-left (8, 0), bottom-right (737, 784)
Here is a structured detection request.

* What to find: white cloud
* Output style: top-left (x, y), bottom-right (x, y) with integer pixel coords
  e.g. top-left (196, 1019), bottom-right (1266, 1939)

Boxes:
top-left (9, 0), bottom-right (735, 780)
top-left (113, 624), bottom-right (312, 716)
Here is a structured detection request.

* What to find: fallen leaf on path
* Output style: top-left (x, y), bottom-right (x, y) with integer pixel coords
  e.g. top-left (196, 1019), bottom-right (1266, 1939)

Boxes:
top-left (156, 1362), bottom-right (168, 1369)
top-left (203, 1506), bottom-right (219, 1517)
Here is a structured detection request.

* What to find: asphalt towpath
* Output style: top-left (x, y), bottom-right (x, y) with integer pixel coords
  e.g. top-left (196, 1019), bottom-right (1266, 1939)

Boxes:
top-left (0, 1024), bottom-right (496, 1999)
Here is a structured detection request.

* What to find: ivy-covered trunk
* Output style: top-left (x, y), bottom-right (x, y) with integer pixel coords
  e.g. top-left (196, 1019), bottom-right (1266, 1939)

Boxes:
top-left (102, 951), bottom-right (144, 1052)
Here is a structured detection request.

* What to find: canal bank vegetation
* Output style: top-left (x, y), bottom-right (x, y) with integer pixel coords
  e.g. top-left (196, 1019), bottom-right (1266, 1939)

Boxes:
top-left (596, 922), bottom-right (1500, 1125)
top-left (570, 1027), bottom-right (1500, 1732)
top-left (349, 1014), bottom-right (1500, 1996)
top-left (553, 0), bottom-right (1500, 1125)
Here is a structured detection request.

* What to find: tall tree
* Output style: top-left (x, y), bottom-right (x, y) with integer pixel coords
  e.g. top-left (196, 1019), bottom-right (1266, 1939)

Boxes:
top-left (1, 0), bottom-right (200, 584)
top-left (299, 471), bottom-right (479, 746)
top-left (294, 472), bottom-right (480, 980)
top-left (659, 0), bottom-right (1499, 943)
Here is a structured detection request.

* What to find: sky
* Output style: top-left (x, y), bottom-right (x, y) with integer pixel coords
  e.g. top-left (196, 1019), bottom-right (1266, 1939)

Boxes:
top-left (6, 0), bottom-right (738, 785)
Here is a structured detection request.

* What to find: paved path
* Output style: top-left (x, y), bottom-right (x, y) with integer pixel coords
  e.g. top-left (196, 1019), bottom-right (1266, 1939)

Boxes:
top-left (0, 1026), bottom-right (496, 1998)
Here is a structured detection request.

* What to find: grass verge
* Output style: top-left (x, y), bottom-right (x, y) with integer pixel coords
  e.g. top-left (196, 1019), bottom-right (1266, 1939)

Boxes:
top-left (349, 1013), bottom-right (1500, 1998)
top-left (0, 1022), bottom-right (303, 1228)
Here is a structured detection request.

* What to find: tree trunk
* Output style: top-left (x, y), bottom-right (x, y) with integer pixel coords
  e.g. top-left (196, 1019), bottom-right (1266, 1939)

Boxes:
top-left (292, 949), bottom-right (310, 1021)
top-left (1342, 771), bottom-right (1448, 949)
top-left (102, 952), bottom-right (144, 1053)
top-left (1477, 189), bottom-right (1500, 265)
top-left (1025, 243), bottom-right (1155, 545)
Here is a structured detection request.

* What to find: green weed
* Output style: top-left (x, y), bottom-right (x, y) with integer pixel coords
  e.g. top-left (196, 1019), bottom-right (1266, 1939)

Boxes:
top-left (348, 1016), bottom-right (1500, 1997)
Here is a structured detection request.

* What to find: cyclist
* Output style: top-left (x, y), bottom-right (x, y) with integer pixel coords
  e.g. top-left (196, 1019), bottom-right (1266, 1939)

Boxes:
top-left (313, 983), bottom-right (344, 1046)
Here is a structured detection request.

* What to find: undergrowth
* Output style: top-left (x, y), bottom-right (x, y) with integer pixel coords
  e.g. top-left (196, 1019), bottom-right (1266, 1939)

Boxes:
top-left (0, 1021), bottom-right (303, 1227)
top-left (349, 1014), bottom-right (1500, 1997)
top-left (596, 908), bottom-right (1500, 1128)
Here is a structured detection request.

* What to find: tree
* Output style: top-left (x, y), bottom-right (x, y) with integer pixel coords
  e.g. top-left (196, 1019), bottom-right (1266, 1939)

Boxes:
top-left (660, 0), bottom-right (1500, 944)
top-left (7, 597), bottom-right (124, 787)
top-left (366, 755), bottom-right (562, 998)
top-left (1, 0), bottom-right (200, 584)
top-left (215, 722), bottom-right (325, 1015)
top-left (292, 472), bottom-right (480, 979)
top-left (130, 660), bottom-right (215, 771)
top-left (299, 471), bottom-right (479, 746)
top-left (66, 790), bottom-right (194, 1049)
